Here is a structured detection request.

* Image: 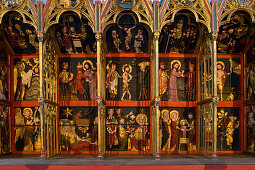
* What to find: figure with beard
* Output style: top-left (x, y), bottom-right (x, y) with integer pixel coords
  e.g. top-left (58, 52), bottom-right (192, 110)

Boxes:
top-left (186, 112), bottom-right (196, 150)
top-left (83, 61), bottom-right (97, 100)
top-left (138, 62), bottom-right (150, 100)
top-left (159, 61), bottom-right (168, 100)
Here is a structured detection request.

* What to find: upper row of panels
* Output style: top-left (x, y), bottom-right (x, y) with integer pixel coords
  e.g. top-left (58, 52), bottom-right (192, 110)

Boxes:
top-left (1, 0), bottom-right (254, 9)
top-left (0, 11), bottom-right (252, 55)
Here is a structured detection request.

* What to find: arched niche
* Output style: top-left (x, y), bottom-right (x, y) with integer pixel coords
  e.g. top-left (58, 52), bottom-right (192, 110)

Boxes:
top-left (1, 11), bottom-right (38, 55)
top-left (103, 10), bottom-right (152, 54)
top-left (51, 11), bottom-right (96, 54)
top-left (159, 10), bottom-right (201, 54)
top-left (218, 10), bottom-right (252, 54)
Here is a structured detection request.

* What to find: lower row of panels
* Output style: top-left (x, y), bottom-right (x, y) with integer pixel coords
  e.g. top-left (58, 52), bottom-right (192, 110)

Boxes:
top-left (1, 106), bottom-right (255, 154)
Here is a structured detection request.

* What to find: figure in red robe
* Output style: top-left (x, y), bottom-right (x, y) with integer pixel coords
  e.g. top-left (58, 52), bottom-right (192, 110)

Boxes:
top-left (75, 62), bottom-right (88, 100)
top-left (184, 62), bottom-right (195, 101)
top-left (106, 108), bottom-right (118, 150)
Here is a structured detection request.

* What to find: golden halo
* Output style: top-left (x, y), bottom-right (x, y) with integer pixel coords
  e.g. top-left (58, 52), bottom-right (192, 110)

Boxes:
top-left (136, 113), bottom-right (148, 123)
top-left (217, 61), bottom-right (225, 70)
top-left (23, 108), bottom-right (33, 116)
top-left (83, 60), bottom-right (94, 71)
top-left (170, 110), bottom-right (179, 119)
top-left (170, 60), bottom-right (181, 70)
top-left (122, 64), bottom-right (132, 73)
top-left (161, 109), bottom-right (169, 118)
top-left (16, 61), bottom-right (25, 71)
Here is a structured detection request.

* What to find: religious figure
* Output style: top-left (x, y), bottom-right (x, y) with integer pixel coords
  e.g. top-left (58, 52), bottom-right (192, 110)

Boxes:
top-left (25, 29), bottom-right (39, 54)
top-left (59, 62), bottom-right (76, 100)
top-left (247, 106), bottom-right (255, 151)
top-left (79, 26), bottom-right (93, 53)
top-left (116, 108), bottom-right (123, 122)
top-left (106, 108), bottom-right (118, 150)
top-left (226, 113), bottom-right (239, 150)
top-left (14, 61), bottom-right (33, 101)
top-left (24, 65), bottom-right (40, 101)
top-left (118, 117), bottom-right (128, 151)
top-left (170, 110), bottom-right (179, 151)
top-left (121, 64), bottom-right (133, 100)
top-left (184, 62), bottom-right (195, 101)
top-left (247, 64), bottom-right (255, 100)
top-left (160, 109), bottom-right (171, 151)
top-left (118, 24), bottom-right (136, 52)
top-left (106, 61), bottom-right (120, 99)
top-left (159, 61), bottom-right (168, 99)
top-left (134, 29), bottom-right (144, 53)
top-left (0, 64), bottom-right (8, 100)
top-left (83, 60), bottom-right (97, 100)
top-left (129, 109), bottom-right (148, 151)
top-left (217, 109), bottom-right (229, 150)
top-left (138, 62), bottom-right (150, 100)
top-left (74, 62), bottom-right (88, 100)
top-left (70, 27), bottom-right (82, 53)
top-left (168, 60), bottom-right (184, 101)
top-left (61, 26), bottom-right (73, 54)
top-left (112, 30), bottom-right (121, 53)
top-left (217, 61), bottom-right (232, 101)
top-left (186, 112), bottom-right (196, 150)
top-left (0, 107), bottom-right (9, 153)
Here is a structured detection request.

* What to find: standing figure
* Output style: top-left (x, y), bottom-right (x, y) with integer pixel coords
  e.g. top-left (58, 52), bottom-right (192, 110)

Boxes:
top-left (247, 65), bottom-right (255, 100)
top-left (106, 61), bottom-right (119, 99)
top-left (0, 107), bottom-right (9, 153)
top-left (170, 110), bottom-right (179, 151)
top-left (118, 117), bottom-right (128, 151)
top-left (0, 65), bottom-right (8, 100)
top-left (14, 61), bottom-right (33, 101)
top-left (62, 26), bottom-right (73, 54)
top-left (186, 112), bottom-right (196, 150)
top-left (184, 62), bottom-right (195, 101)
top-left (226, 114), bottom-right (240, 150)
top-left (168, 60), bottom-right (184, 101)
top-left (129, 109), bottom-right (148, 151)
top-left (247, 107), bottom-right (255, 151)
top-left (116, 108), bottom-right (123, 122)
top-left (217, 61), bottom-right (232, 101)
top-left (59, 62), bottom-right (75, 100)
top-left (159, 61), bottom-right (168, 99)
top-left (112, 30), bottom-right (121, 53)
top-left (160, 110), bottom-right (171, 151)
top-left (121, 64), bottom-right (133, 100)
top-left (118, 24), bottom-right (136, 51)
top-left (138, 62), bottom-right (150, 100)
top-left (74, 62), bottom-right (88, 100)
top-left (134, 29), bottom-right (144, 53)
top-left (106, 108), bottom-right (118, 150)
top-left (83, 60), bottom-right (97, 100)
top-left (79, 26), bottom-right (93, 53)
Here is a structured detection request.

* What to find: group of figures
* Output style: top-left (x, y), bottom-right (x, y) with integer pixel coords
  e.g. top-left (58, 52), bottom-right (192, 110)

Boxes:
top-left (59, 59), bottom-right (97, 101)
top-left (217, 108), bottom-right (240, 150)
top-left (59, 107), bottom-right (98, 151)
top-left (56, 15), bottom-right (96, 54)
top-left (160, 109), bottom-right (196, 151)
top-left (106, 59), bottom-right (150, 100)
top-left (0, 106), bottom-right (10, 154)
top-left (159, 17), bottom-right (198, 53)
top-left (218, 14), bottom-right (249, 53)
top-left (159, 59), bottom-right (196, 101)
top-left (247, 105), bottom-right (255, 152)
top-left (15, 107), bottom-right (41, 151)
top-left (247, 63), bottom-right (255, 100)
top-left (106, 108), bottom-right (150, 151)
top-left (1, 0), bottom-right (23, 9)
top-left (14, 58), bottom-right (40, 101)
top-left (4, 15), bottom-right (38, 54)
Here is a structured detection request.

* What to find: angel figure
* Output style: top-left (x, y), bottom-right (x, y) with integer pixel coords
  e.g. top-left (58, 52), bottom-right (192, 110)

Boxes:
top-left (121, 64), bottom-right (133, 100)
top-left (217, 61), bottom-right (232, 101)
top-left (118, 24), bottom-right (136, 51)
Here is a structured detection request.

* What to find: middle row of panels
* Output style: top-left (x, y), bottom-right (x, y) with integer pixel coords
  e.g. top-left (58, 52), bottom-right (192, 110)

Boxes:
top-left (12, 56), bottom-right (241, 102)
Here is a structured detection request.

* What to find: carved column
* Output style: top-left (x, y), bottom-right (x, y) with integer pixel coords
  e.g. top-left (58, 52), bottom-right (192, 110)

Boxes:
top-left (211, 32), bottom-right (218, 158)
